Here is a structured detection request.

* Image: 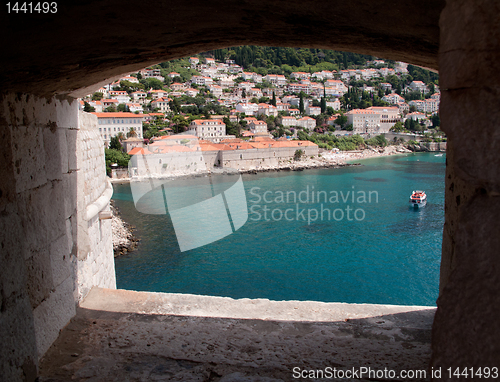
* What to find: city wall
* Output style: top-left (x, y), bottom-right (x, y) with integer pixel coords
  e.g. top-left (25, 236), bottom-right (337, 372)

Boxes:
top-left (0, 95), bottom-right (114, 380)
top-left (221, 145), bottom-right (319, 170)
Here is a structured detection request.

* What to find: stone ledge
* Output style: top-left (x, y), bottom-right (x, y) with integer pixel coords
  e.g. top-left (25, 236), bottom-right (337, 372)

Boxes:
top-left (82, 287), bottom-right (435, 324)
top-left (84, 179), bottom-right (113, 221)
top-left (39, 288), bottom-right (435, 381)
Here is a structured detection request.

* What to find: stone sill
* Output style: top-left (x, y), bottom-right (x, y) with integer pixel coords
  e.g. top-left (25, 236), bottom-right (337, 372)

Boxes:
top-left (81, 287), bottom-right (435, 325)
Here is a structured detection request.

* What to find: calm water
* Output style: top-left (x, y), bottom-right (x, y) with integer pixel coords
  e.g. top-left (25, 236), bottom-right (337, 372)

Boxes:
top-left (113, 152), bottom-right (445, 306)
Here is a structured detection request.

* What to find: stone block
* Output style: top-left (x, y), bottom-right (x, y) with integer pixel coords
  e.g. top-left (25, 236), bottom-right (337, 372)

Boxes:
top-left (440, 1), bottom-right (500, 53)
top-left (440, 49), bottom-right (500, 90)
top-left (66, 128), bottom-right (78, 172)
top-left (0, 293), bottom-right (37, 382)
top-left (25, 248), bottom-right (53, 310)
top-left (62, 172), bottom-right (77, 219)
top-left (0, 209), bottom-right (28, 299)
top-left (16, 185), bottom-right (50, 257)
top-left (55, 97), bottom-right (79, 129)
top-left (33, 277), bottom-right (76, 359)
top-left (11, 124), bottom-right (47, 193)
top-left (50, 234), bottom-right (73, 288)
top-left (433, 195), bottom-right (500, 368)
top-left (47, 180), bottom-right (68, 243)
top-left (43, 127), bottom-right (66, 181)
top-left (439, 88), bottom-right (500, 190)
top-left (33, 95), bottom-right (58, 126)
top-left (0, 123), bottom-right (17, 211)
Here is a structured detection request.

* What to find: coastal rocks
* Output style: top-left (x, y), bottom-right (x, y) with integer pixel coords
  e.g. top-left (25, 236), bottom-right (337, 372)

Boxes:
top-left (110, 201), bottom-right (139, 257)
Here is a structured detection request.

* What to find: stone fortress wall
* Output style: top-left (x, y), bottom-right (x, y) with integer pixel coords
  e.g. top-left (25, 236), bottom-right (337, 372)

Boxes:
top-left (221, 145), bottom-right (319, 170)
top-left (0, 95), bottom-right (115, 380)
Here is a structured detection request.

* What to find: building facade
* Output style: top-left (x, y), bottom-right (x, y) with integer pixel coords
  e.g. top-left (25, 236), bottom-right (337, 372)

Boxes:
top-left (92, 112), bottom-right (144, 146)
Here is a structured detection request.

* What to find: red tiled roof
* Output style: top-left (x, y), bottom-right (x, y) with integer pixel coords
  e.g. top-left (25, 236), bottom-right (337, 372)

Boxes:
top-left (91, 112), bottom-right (143, 118)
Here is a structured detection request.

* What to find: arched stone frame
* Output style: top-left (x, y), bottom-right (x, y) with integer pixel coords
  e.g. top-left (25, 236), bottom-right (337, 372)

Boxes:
top-left (1, 0), bottom-right (499, 378)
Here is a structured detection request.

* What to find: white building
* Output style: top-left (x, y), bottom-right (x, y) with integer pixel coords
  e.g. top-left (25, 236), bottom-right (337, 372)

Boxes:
top-left (191, 76), bottom-right (213, 86)
top-left (236, 103), bottom-right (259, 116)
top-left (141, 68), bottom-right (164, 82)
top-left (367, 106), bottom-right (401, 133)
top-left (257, 103), bottom-right (278, 117)
top-left (297, 116), bottom-right (317, 130)
top-left (346, 109), bottom-right (381, 134)
top-left (126, 103), bottom-right (144, 113)
top-left (382, 93), bottom-right (405, 105)
top-left (290, 72), bottom-right (311, 80)
top-left (92, 112), bottom-right (144, 146)
top-left (131, 91), bottom-right (147, 103)
top-left (326, 99), bottom-right (341, 111)
top-left (109, 90), bottom-right (131, 104)
top-left (408, 81), bottom-right (428, 93)
top-left (208, 85), bottom-right (223, 98)
top-left (288, 83), bottom-right (311, 95)
top-left (219, 76), bottom-right (235, 88)
top-left (265, 74), bottom-right (287, 87)
top-left (408, 98), bottom-right (440, 113)
top-left (189, 119), bottom-right (226, 142)
top-left (151, 97), bottom-right (171, 113)
top-left (280, 116), bottom-right (298, 127)
top-left (248, 120), bottom-right (268, 135)
top-left (306, 106), bottom-right (321, 116)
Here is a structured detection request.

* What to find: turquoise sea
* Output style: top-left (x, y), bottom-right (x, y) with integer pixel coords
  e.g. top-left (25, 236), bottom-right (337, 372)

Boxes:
top-left (113, 152), bottom-right (445, 306)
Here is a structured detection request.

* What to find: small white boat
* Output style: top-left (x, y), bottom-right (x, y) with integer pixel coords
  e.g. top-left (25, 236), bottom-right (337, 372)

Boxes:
top-left (434, 153), bottom-right (443, 157)
top-left (409, 190), bottom-right (427, 208)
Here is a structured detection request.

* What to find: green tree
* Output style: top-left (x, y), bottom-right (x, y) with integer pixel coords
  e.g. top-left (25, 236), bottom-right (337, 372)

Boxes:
top-left (92, 92), bottom-right (103, 101)
top-left (117, 103), bottom-right (129, 112)
top-left (127, 128), bottom-right (138, 138)
top-left (104, 149), bottom-right (131, 175)
top-left (334, 115), bottom-right (348, 129)
top-left (431, 113), bottom-right (440, 128)
top-left (299, 93), bottom-right (304, 113)
top-left (83, 101), bottom-right (95, 112)
top-left (271, 91), bottom-right (277, 106)
top-left (171, 115), bottom-right (189, 133)
top-left (294, 149), bottom-right (304, 161)
top-left (109, 136), bottom-right (122, 151)
top-left (320, 97), bottom-right (326, 114)
top-left (390, 121), bottom-right (405, 132)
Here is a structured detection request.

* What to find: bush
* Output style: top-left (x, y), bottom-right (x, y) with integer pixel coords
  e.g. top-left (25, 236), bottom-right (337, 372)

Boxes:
top-left (105, 149), bottom-right (131, 175)
top-left (294, 149), bottom-right (304, 161)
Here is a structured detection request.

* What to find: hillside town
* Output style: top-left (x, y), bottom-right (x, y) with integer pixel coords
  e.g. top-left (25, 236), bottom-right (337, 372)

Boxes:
top-left (79, 49), bottom-right (443, 175)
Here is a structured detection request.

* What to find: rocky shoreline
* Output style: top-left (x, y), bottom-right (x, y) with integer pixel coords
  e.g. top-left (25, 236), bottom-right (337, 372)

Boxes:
top-left (110, 200), bottom-right (139, 257)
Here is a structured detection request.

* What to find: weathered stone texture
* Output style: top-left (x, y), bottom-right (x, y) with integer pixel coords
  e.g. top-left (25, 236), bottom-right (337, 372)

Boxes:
top-left (0, 94), bottom-right (114, 381)
top-left (39, 288), bottom-right (436, 381)
top-left (75, 110), bottom-right (116, 300)
top-left (433, 0), bottom-right (500, 371)
top-left (0, 1), bottom-right (444, 97)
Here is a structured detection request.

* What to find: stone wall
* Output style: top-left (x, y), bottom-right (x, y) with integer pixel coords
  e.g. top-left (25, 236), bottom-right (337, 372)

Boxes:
top-left (0, 95), bottom-right (114, 381)
top-left (221, 146), bottom-right (319, 170)
top-left (432, 0), bottom-right (500, 369)
top-left (75, 111), bottom-right (116, 301)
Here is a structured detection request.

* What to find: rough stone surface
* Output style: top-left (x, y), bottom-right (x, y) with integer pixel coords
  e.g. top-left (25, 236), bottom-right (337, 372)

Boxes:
top-left (0, 95), bottom-right (115, 381)
top-left (432, 0), bottom-right (500, 371)
top-left (0, 1), bottom-right (443, 97)
top-left (38, 288), bottom-right (435, 381)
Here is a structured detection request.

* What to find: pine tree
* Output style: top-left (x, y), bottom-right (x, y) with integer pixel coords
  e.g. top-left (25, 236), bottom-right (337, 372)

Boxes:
top-left (299, 93), bottom-right (304, 114)
top-left (271, 91), bottom-right (277, 106)
top-left (320, 97), bottom-right (326, 114)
